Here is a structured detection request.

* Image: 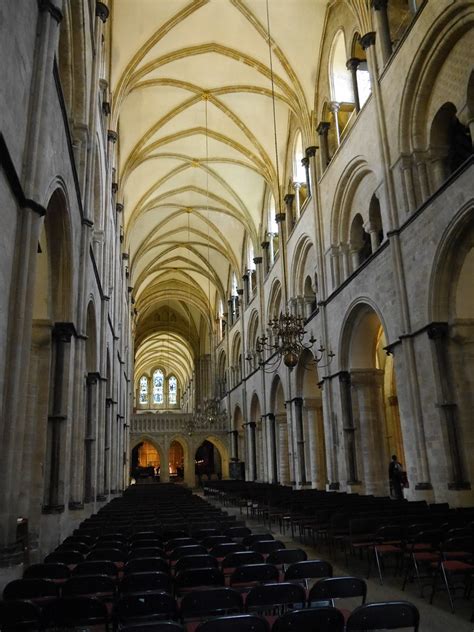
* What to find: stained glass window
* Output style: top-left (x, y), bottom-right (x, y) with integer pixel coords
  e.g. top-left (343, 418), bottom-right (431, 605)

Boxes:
top-left (139, 375), bottom-right (148, 404)
top-left (169, 375), bottom-right (177, 405)
top-left (153, 369), bottom-right (164, 404)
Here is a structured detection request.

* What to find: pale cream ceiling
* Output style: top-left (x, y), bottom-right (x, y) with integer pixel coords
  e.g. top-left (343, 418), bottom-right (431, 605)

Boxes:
top-left (110, 0), bottom-right (329, 383)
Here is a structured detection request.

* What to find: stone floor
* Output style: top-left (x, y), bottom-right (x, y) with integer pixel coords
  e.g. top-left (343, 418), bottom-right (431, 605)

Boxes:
top-left (207, 496), bottom-right (473, 632)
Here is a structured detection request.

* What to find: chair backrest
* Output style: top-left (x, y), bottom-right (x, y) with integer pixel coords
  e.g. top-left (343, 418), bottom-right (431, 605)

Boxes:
top-left (266, 549), bottom-right (307, 566)
top-left (246, 582), bottom-right (306, 612)
top-left (229, 563), bottom-right (279, 586)
top-left (203, 535), bottom-right (233, 549)
top-left (124, 557), bottom-right (170, 575)
top-left (3, 578), bottom-right (59, 601)
top-left (44, 550), bottom-right (84, 565)
top-left (121, 571), bottom-right (173, 594)
top-left (442, 536), bottom-right (474, 557)
top-left (73, 560), bottom-right (118, 578)
top-left (180, 587), bottom-right (243, 619)
top-left (119, 622), bottom-right (184, 632)
top-left (175, 567), bottom-right (225, 591)
top-left (174, 554), bottom-right (219, 574)
top-left (192, 528), bottom-right (221, 540)
top-left (87, 547), bottom-right (126, 562)
top-left (62, 574), bottom-right (116, 597)
top-left (222, 551), bottom-right (264, 571)
top-left (210, 543), bottom-right (246, 558)
top-left (224, 527), bottom-right (252, 539)
top-left (284, 560), bottom-right (333, 581)
top-left (242, 534), bottom-right (274, 546)
top-left (41, 596), bottom-right (109, 627)
top-left (195, 613), bottom-right (270, 632)
top-left (308, 576), bottom-right (367, 606)
top-left (346, 601), bottom-right (420, 631)
top-left (116, 591), bottom-right (178, 623)
top-left (250, 540), bottom-right (285, 555)
top-left (129, 547), bottom-right (166, 560)
top-left (165, 537), bottom-right (198, 552)
top-left (0, 599), bottom-right (42, 631)
top-left (57, 541), bottom-right (90, 554)
top-left (272, 606), bottom-right (345, 632)
top-left (23, 562), bottom-right (70, 580)
top-left (169, 545), bottom-right (207, 560)
top-left (131, 539), bottom-right (165, 550)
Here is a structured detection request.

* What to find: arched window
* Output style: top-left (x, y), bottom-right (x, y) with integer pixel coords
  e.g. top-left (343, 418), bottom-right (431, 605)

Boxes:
top-left (352, 34), bottom-right (371, 108)
top-left (152, 369), bottom-right (164, 404)
top-left (293, 131), bottom-right (306, 183)
top-left (350, 214), bottom-right (372, 268)
top-left (139, 375), bottom-right (148, 404)
top-left (247, 238), bottom-right (256, 298)
top-left (168, 375), bottom-right (177, 405)
top-left (329, 30), bottom-right (352, 103)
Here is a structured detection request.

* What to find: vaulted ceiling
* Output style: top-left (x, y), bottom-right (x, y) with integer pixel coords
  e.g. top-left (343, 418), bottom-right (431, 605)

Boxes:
top-left (110, 0), bottom-right (328, 383)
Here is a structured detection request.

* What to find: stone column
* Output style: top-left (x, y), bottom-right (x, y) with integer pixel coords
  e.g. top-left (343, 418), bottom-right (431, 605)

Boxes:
top-left (84, 372), bottom-right (99, 504)
top-left (372, 0), bottom-right (392, 65)
top-left (339, 372), bottom-right (359, 484)
top-left (266, 414), bottom-right (278, 483)
top-left (249, 422), bottom-right (257, 481)
top-left (261, 241), bottom-right (270, 274)
top-left (364, 219), bottom-right (381, 252)
top-left (227, 299), bottom-right (234, 326)
top-left (346, 58), bottom-right (361, 112)
top-left (316, 122), bottom-right (330, 171)
top-left (413, 151), bottom-right (431, 201)
top-left (301, 156), bottom-right (311, 198)
top-left (276, 413), bottom-right (290, 485)
top-left (350, 369), bottom-right (387, 495)
top-left (329, 102), bottom-right (341, 146)
top-left (257, 419), bottom-right (265, 481)
top-left (428, 324), bottom-right (470, 489)
top-left (242, 274), bottom-right (249, 306)
top-left (44, 323), bottom-right (75, 511)
top-left (340, 243), bottom-right (351, 280)
top-left (293, 398), bottom-right (306, 486)
top-left (230, 429), bottom-right (239, 461)
top-left (320, 378), bottom-right (339, 489)
top-left (104, 398), bottom-right (113, 497)
top-left (400, 154), bottom-right (417, 213)
top-left (304, 398), bottom-right (326, 489)
top-left (284, 192), bottom-right (296, 226)
top-left (275, 212), bottom-right (288, 301)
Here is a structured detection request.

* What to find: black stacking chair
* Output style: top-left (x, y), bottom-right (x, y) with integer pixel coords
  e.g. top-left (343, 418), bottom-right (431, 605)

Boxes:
top-left (169, 545), bottom-right (207, 561)
top-left (284, 560), bottom-right (333, 590)
top-left (165, 538), bottom-right (198, 552)
top-left (175, 567), bottom-right (225, 593)
top-left (116, 592), bottom-right (178, 626)
top-left (210, 543), bottom-right (246, 560)
top-left (346, 600), bottom-right (420, 631)
top-left (3, 578), bottom-right (59, 603)
top-left (230, 564), bottom-right (279, 591)
top-left (0, 600), bottom-right (42, 631)
top-left (202, 535), bottom-right (232, 549)
top-left (44, 550), bottom-right (84, 565)
top-left (73, 559), bottom-right (119, 579)
top-left (196, 613), bottom-right (269, 632)
top-left (125, 557), bottom-right (170, 575)
top-left (174, 554), bottom-right (218, 574)
top-left (42, 595), bottom-right (111, 630)
top-left (251, 541), bottom-right (285, 556)
top-left (180, 587), bottom-right (243, 623)
top-left (245, 582), bottom-right (306, 617)
top-left (129, 547), bottom-right (166, 560)
top-left (266, 549), bottom-right (307, 571)
top-left (120, 572), bottom-right (173, 595)
top-left (222, 551), bottom-right (265, 574)
top-left (272, 606), bottom-right (345, 632)
top-left (23, 562), bottom-right (70, 581)
top-left (62, 574), bottom-right (116, 601)
top-left (118, 622), bottom-right (184, 632)
top-left (243, 534), bottom-right (274, 546)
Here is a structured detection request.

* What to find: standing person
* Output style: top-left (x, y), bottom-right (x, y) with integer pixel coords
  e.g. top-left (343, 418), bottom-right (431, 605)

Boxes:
top-left (389, 454), bottom-right (404, 499)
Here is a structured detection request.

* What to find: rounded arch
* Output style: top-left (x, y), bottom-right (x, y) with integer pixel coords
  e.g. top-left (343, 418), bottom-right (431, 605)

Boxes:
top-left (203, 434), bottom-right (230, 479)
top-left (269, 373), bottom-right (286, 414)
top-left (44, 187), bottom-right (73, 323)
top-left (339, 299), bottom-right (390, 370)
top-left (328, 29), bottom-right (352, 103)
top-left (130, 435), bottom-right (167, 477)
top-left (398, 1), bottom-right (474, 155)
top-left (291, 234), bottom-right (317, 299)
top-left (85, 300), bottom-right (98, 373)
top-left (267, 279), bottom-right (282, 320)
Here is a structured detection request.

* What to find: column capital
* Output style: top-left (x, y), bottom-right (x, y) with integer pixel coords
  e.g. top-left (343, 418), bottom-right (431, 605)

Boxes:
top-left (107, 130), bottom-right (118, 143)
top-left (261, 241), bottom-right (270, 250)
top-left (303, 397), bottom-right (321, 409)
top-left (249, 421), bottom-right (257, 429)
top-left (346, 57), bottom-right (362, 71)
top-left (427, 322), bottom-right (449, 340)
top-left (360, 31), bottom-right (376, 50)
top-left (253, 256), bottom-right (263, 264)
top-left (293, 397), bottom-right (303, 407)
top-left (86, 371), bottom-right (101, 386)
top-left (116, 202), bottom-right (124, 213)
top-left (236, 288), bottom-right (244, 296)
top-left (242, 273), bottom-right (249, 281)
top-left (329, 101), bottom-right (340, 113)
top-left (37, 0), bottom-right (63, 22)
top-left (96, 1), bottom-right (110, 22)
top-left (316, 121), bottom-right (330, 135)
top-left (350, 368), bottom-right (384, 385)
top-left (284, 193), bottom-right (295, 206)
top-left (371, 0), bottom-right (388, 9)
top-left (52, 322), bottom-right (76, 342)
top-left (275, 213), bottom-right (286, 224)
top-left (305, 146), bottom-right (318, 158)
top-left (301, 156), bottom-right (310, 168)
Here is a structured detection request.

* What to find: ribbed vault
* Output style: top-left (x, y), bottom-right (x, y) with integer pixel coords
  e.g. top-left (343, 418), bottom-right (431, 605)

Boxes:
top-left (111, 0), bottom-right (329, 396)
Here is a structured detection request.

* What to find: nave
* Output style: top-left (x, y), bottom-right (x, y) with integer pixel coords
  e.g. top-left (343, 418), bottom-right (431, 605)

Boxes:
top-left (1, 481), bottom-right (473, 630)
